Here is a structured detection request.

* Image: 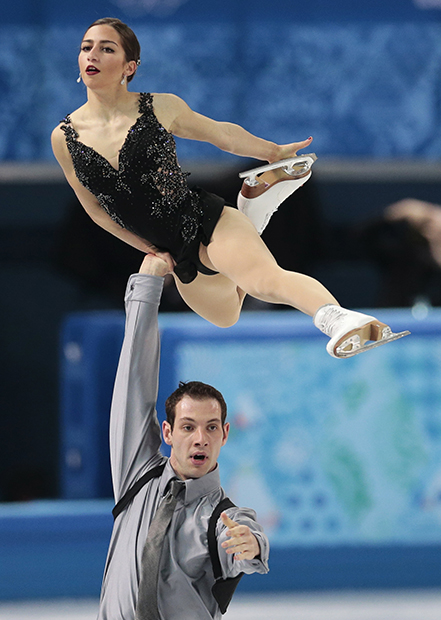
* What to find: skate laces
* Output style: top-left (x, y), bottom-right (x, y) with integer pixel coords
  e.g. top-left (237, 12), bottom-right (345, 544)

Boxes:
top-left (315, 305), bottom-right (349, 337)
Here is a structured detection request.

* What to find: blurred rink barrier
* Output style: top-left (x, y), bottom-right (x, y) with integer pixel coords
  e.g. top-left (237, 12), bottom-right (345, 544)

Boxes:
top-left (1, 309), bottom-right (441, 599)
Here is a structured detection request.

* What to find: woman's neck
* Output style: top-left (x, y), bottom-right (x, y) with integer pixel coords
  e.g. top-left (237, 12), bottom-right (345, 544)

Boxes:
top-left (84, 87), bottom-right (137, 121)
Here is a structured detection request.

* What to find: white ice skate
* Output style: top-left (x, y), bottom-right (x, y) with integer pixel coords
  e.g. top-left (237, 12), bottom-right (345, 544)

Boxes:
top-left (313, 304), bottom-right (410, 359)
top-left (237, 154), bottom-right (317, 234)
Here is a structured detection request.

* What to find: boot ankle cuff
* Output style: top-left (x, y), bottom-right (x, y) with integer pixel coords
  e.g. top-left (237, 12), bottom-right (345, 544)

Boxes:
top-left (313, 303), bottom-right (337, 326)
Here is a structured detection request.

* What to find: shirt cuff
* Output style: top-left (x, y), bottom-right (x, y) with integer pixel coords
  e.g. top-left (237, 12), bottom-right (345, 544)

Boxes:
top-left (244, 531), bottom-right (270, 574)
top-left (125, 273), bottom-right (164, 305)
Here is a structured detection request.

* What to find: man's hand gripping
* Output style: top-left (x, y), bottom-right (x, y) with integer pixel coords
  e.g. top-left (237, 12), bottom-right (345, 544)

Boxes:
top-left (139, 251), bottom-right (176, 277)
top-left (220, 512), bottom-right (260, 561)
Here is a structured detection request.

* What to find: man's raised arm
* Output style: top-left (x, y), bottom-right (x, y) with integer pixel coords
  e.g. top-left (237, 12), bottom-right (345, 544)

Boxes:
top-left (109, 253), bottom-right (174, 501)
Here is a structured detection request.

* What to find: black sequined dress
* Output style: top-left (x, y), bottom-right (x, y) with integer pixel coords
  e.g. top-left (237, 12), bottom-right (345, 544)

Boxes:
top-left (60, 92), bottom-right (225, 283)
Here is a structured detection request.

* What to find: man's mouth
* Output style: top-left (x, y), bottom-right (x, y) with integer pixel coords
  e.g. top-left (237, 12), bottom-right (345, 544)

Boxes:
top-left (86, 65), bottom-right (100, 75)
top-left (191, 453), bottom-right (208, 465)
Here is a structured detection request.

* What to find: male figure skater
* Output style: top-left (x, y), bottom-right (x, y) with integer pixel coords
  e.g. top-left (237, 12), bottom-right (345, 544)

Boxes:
top-left (98, 252), bottom-right (269, 620)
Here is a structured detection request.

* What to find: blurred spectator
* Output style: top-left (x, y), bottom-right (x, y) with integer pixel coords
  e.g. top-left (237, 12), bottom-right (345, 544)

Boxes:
top-left (385, 198), bottom-right (441, 268)
top-left (351, 199), bottom-right (441, 307)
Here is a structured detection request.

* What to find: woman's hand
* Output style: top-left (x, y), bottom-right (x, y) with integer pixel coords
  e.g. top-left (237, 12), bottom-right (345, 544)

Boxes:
top-left (270, 136), bottom-right (313, 163)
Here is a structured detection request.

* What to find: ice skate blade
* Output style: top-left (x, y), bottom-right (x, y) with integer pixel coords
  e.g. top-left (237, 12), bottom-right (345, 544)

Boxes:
top-left (239, 170), bottom-right (311, 200)
top-left (335, 330), bottom-right (411, 359)
top-left (239, 153), bottom-right (317, 181)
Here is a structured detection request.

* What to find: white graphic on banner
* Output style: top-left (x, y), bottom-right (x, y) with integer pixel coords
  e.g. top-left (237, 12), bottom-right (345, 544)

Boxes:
top-left (413, 0), bottom-right (441, 8)
top-left (111, 0), bottom-right (190, 16)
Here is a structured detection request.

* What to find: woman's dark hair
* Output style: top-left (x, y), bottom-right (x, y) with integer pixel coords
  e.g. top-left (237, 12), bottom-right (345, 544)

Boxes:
top-left (165, 381), bottom-right (228, 429)
top-left (85, 17), bottom-right (141, 82)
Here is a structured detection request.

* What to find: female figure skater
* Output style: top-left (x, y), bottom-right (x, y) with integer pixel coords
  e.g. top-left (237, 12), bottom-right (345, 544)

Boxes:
top-left (51, 17), bottom-right (409, 358)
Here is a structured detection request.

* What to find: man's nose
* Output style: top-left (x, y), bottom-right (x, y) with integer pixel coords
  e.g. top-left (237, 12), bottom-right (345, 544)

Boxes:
top-left (194, 429), bottom-right (208, 445)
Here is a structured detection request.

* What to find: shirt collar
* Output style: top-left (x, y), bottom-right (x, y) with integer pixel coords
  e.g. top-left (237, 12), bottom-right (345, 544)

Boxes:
top-left (161, 459), bottom-right (221, 505)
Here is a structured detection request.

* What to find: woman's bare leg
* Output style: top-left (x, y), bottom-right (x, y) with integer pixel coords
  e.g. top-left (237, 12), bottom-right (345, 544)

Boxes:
top-left (173, 207), bottom-right (409, 358)
top-left (173, 271), bottom-right (247, 328)
top-left (199, 207), bottom-right (339, 316)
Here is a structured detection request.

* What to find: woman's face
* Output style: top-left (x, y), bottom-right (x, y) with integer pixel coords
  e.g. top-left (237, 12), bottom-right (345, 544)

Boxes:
top-left (78, 24), bottom-right (132, 87)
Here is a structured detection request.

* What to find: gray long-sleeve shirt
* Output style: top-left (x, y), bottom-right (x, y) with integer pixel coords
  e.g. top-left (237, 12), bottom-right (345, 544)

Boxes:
top-left (97, 274), bottom-right (269, 620)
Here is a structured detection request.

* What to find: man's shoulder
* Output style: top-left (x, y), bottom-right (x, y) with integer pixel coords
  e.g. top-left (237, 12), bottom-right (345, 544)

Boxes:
top-left (144, 455), bottom-right (168, 477)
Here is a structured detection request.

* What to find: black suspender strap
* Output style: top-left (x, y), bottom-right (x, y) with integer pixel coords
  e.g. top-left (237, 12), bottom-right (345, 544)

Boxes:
top-left (112, 462), bottom-right (166, 520)
top-left (207, 497), bottom-right (244, 615)
top-left (112, 468), bottom-right (243, 614)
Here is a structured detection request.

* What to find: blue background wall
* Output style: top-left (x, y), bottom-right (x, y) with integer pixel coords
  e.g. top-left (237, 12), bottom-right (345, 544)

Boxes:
top-left (1, 309), bottom-right (441, 599)
top-left (3, 0), bottom-right (441, 160)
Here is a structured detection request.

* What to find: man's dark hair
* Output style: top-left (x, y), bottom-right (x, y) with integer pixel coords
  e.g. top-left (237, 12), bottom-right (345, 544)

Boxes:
top-left (165, 381), bottom-right (227, 429)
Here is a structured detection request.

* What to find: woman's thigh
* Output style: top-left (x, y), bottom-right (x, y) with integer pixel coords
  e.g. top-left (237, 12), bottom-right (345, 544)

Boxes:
top-left (199, 207), bottom-right (279, 286)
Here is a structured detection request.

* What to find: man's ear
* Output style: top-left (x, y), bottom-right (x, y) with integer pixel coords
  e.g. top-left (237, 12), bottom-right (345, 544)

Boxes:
top-left (162, 420), bottom-right (173, 446)
top-left (221, 422), bottom-right (230, 446)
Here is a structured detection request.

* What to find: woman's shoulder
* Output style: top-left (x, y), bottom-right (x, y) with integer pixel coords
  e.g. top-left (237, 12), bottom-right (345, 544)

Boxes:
top-left (65, 105), bottom-right (88, 125)
top-left (52, 114), bottom-right (71, 134)
top-left (149, 93), bottom-right (188, 124)
top-left (53, 104), bottom-right (85, 134)
top-left (145, 93), bottom-right (181, 132)
top-left (52, 106), bottom-right (86, 153)
top-left (51, 124), bottom-right (65, 152)
top-left (150, 92), bottom-right (185, 107)
top-left (51, 122), bottom-right (72, 165)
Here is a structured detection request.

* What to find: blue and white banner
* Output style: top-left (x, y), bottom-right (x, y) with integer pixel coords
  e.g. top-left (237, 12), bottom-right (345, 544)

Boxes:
top-left (159, 310), bottom-right (441, 548)
top-left (2, 0), bottom-right (441, 160)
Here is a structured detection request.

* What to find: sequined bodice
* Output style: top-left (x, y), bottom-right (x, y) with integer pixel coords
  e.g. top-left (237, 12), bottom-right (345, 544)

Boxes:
top-left (60, 93), bottom-right (203, 253)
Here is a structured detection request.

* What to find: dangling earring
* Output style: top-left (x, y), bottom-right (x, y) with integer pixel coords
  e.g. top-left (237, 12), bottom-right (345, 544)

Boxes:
top-left (121, 75), bottom-right (126, 86)
top-left (77, 72), bottom-right (82, 83)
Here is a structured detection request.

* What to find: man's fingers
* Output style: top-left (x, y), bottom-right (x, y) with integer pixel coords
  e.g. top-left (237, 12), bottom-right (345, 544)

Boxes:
top-left (222, 538), bottom-right (247, 552)
top-left (222, 538), bottom-right (256, 560)
top-left (220, 512), bottom-right (260, 560)
top-left (222, 536), bottom-right (243, 549)
top-left (221, 515), bottom-right (251, 549)
top-left (220, 511), bottom-right (238, 529)
top-left (222, 524), bottom-right (248, 544)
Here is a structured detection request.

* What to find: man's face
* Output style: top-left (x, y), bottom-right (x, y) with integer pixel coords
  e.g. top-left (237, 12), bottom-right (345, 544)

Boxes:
top-left (162, 396), bottom-right (229, 480)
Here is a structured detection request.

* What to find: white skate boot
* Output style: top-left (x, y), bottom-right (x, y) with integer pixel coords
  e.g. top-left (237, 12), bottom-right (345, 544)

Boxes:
top-left (237, 154), bottom-right (317, 234)
top-left (313, 304), bottom-right (410, 359)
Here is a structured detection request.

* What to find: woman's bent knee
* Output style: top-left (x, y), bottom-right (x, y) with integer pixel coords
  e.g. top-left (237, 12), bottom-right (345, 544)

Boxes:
top-left (209, 309), bottom-right (240, 328)
top-left (174, 273), bottom-right (243, 327)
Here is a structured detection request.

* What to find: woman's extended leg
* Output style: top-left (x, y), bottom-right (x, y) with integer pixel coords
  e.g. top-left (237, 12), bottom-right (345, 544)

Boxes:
top-left (175, 207), bottom-right (335, 326)
top-left (195, 207), bottom-right (410, 357)
top-left (199, 207), bottom-right (338, 316)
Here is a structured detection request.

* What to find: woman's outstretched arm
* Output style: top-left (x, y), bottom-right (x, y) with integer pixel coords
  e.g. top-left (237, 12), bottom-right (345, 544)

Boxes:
top-left (158, 93), bottom-right (312, 163)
